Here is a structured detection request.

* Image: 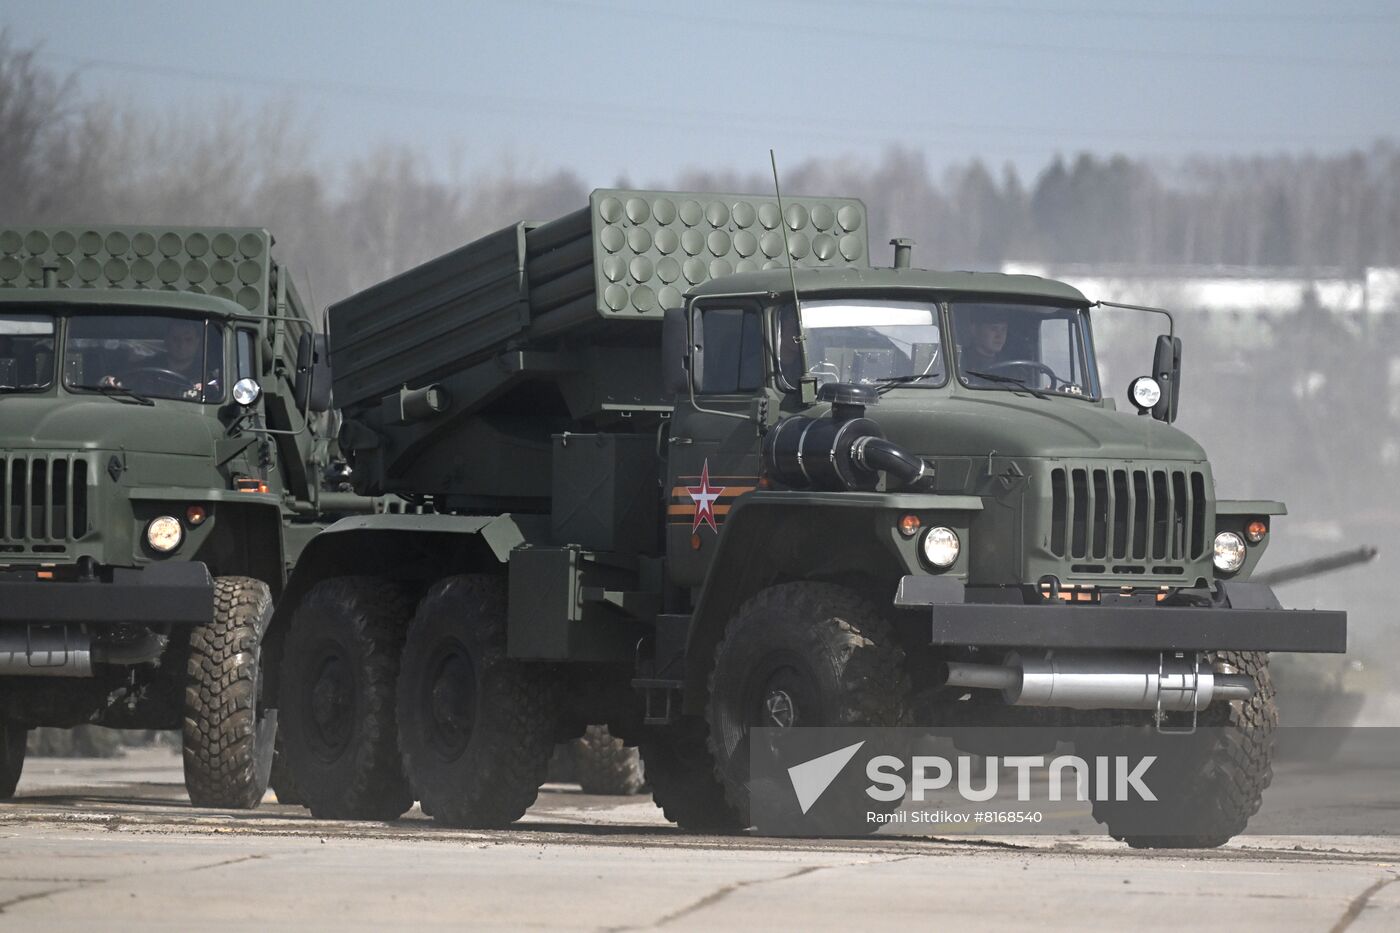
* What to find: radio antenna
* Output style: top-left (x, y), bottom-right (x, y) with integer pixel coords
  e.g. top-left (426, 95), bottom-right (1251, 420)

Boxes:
top-left (769, 149), bottom-right (806, 365)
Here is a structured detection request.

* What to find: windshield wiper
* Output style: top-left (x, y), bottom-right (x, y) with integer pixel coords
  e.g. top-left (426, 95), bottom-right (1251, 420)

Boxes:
top-left (965, 370), bottom-right (1050, 400)
top-left (872, 373), bottom-right (943, 395)
top-left (72, 383), bottom-right (155, 406)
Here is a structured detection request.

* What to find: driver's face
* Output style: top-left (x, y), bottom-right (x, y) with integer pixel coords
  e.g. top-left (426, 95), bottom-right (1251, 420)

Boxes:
top-left (973, 321), bottom-right (1007, 356)
top-left (165, 322), bottom-right (202, 367)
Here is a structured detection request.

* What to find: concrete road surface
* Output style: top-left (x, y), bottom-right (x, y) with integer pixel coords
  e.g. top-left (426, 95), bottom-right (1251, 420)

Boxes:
top-left (0, 749), bottom-right (1397, 931)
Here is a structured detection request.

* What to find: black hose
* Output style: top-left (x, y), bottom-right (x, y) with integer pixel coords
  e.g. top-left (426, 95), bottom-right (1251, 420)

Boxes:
top-left (852, 436), bottom-right (927, 489)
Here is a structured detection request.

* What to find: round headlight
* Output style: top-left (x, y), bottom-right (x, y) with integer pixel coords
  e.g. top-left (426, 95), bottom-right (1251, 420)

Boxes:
top-left (1129, 376), bottom-right (1162, 411)
top-left (921, 526), bottom-right (961, 569)
top-left (1213, 531), bottom-right (1246, 574)
top-left (232, 377), bottom-right (262, 407)
top-left (146, 515), bottom-right (184, 553)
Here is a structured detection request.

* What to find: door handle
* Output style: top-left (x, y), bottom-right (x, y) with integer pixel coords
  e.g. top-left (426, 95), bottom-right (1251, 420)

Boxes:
top-left (668, 436), bottom-right (694, 446)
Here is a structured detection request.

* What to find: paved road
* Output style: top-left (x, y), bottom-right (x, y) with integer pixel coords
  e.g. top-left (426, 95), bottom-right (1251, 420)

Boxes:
top-left (1, 750), bottom-right (1397, 931)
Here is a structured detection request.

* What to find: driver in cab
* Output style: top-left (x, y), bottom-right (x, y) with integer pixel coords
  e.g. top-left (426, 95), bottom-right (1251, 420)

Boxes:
top-left (100, 318), bottom-right (217, 400)
top-left (957, 310), bottom-right (1009, 385)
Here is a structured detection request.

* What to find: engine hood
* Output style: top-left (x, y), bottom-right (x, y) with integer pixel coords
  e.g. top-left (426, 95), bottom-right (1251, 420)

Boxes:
top-left (0, 397), bottom-right (219, 457)
top-left (867, 393), bottom-right (1208, 462)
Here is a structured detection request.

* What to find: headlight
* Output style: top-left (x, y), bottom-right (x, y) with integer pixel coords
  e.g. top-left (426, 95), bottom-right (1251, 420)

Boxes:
top-left (1213, 531), bottom-right (1246, 573)
top-left (921, 526), bottom-right (960, 568)
top-left (146, 515), bottom-right (184, 553)
top-left (232, 377), bottom-right (262, 406)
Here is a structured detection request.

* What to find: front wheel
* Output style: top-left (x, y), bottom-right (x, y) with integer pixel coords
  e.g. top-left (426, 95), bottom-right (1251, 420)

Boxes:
top-left (396, 574), bottom-right (558, 828)
top-left (0, 721), bottom-right (26, 799)
top-left (706, 582), bottom-right (910, 831)
top-left (1089, 650), bottom-right (1278, 849)
top-left (182, 576), bottom-right (276, 809)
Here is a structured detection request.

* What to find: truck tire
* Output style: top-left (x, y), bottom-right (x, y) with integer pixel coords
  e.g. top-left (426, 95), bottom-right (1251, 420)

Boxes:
top-left (0, 722), bottom-right (26, 799)
top-left (1090, 650), bottom-right (1278, 849)
top-left (396, 574), bottom-right (558, 828)
top-left (279, 577), bottom-right (414, 821)
top-left (572, 725), bottom-right (644, 796)
top-left (182, 576), bottom-right (277, 809)
top-left (705, 582), bottom-right (910, 830)
top-left (639, 719), bottom-right (745, 832)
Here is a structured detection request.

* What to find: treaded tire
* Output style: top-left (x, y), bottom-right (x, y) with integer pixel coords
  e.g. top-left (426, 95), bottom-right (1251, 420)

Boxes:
top-left (706, 582), bottom-right (910, 829)
top-left (1090, 650), bottom-right (1278, 849)
top-left (279, 577), bottom-right (415, 821)
top-left (396, 574), bottom-right (558, 828)
top-left (572, 725), bottom-right (644, 796)
top-left (639, 718), bottom-right (745, 833)
top-left (0, 721), bottom-right (26, 799)
top-left (182, 576), bottom-right (276, 809)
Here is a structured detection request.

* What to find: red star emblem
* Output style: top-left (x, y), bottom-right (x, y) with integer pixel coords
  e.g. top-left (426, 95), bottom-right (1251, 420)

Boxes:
top-left (686, 460), bottom-right (726, 533)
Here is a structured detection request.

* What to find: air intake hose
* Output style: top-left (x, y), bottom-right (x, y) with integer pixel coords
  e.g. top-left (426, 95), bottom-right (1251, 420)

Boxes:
top-left (762, 382), bottom-right (929, 492)
top-left (851, 436), bottom-right (928, 488)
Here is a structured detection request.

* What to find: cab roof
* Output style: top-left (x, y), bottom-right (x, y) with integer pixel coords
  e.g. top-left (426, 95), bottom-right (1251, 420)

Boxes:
top-left (685, 266), bottom-right (1089, 304)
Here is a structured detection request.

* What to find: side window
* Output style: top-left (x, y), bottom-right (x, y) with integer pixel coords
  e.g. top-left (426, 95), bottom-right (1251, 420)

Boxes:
top-left (235, 330), bottom-right (257, 381)
top-left (696, 307), bottom-right (763, 394)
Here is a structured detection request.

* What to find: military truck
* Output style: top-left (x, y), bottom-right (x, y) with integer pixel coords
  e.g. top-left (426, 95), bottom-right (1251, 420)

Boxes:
top-left (270, 190), bottom-right (1346, 847)
top-left (0, 225), bottom-right (341, 808)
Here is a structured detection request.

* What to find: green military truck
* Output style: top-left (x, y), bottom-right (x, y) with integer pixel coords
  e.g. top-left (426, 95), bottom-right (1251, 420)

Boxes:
top-left (0, 225), bottom-right (340, 808)
top-left (271, 190), bottom-right (1346, 846)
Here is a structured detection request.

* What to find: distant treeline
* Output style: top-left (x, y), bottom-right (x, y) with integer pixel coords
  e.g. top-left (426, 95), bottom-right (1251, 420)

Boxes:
top-left (3, 34), bottom-right (1399, 304)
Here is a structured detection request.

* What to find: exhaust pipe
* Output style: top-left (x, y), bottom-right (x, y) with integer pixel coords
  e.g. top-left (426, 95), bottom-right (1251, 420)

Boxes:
top-left (943, 652), bottom-right (1255, 712)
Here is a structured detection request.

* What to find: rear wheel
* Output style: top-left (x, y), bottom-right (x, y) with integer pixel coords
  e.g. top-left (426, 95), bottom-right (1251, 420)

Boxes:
top-left (706, 582), bottom-right (910, 832)
top-left (0, 721), bottom-right (26, 799)
top-left (572, 725), bottom-right (644, 796)
top-left (279, 577), bottom-right (414, 821)
top-left (182, 576), bottom-right (276, 809)
top-left (396, 574), bottom-right (558, 828)
top-left (1089, 651), bottom-right (1277, 848)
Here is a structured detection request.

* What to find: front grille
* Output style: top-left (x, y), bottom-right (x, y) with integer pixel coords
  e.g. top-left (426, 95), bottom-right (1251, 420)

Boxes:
top-left (0, 454), bottom-right (92, 551)
top-left (1050, 465), bottom-right (1206, 569)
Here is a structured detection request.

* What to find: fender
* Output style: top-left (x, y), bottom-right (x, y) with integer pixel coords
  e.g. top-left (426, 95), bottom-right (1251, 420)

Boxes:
top-left (680, 490), bottom-right (982, 713)
top-left (262, 511), bottom-right (548, 704)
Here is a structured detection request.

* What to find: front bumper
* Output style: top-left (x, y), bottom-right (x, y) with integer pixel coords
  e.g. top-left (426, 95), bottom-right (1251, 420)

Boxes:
top-left (0, 562), bottom-right (214, 626)
top-left (895, 577), bottom-right (1346, 654)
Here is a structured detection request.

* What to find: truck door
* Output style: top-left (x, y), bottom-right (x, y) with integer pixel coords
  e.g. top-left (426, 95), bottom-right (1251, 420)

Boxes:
top-left (666, 302), bottom-right (765, 586)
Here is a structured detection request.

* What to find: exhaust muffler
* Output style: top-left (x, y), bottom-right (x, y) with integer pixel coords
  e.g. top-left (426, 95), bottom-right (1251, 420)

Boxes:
top-left (943, 652), bottom-right (1255, 712)
top-left (0, 625), bottom-right (92, 677)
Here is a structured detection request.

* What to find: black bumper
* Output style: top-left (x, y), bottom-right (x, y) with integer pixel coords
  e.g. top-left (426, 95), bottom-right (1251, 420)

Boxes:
top-left (0, 563), bottom-right (214, 626)
top-left (895, 577), bottom-right (1347, 654)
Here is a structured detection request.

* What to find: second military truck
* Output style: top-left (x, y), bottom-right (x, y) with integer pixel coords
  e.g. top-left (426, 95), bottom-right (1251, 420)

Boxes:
top-left (0, 226), bottom-right (340, 807)
top-left (270, 190), bottom-right (1346, 846)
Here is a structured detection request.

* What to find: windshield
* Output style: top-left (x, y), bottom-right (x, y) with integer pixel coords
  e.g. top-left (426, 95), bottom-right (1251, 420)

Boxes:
top-left (0, 313), bottom-right (56, 392)
top-left (63, 314), bottom-right (225, 403)
top-left (777, 299), bottom-right (945, 388)
top-left (950, 302), bottom-right (1099, 398)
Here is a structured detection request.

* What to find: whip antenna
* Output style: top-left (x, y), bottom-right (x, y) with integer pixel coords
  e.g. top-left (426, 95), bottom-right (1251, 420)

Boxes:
top-left (770, 149), bottom-right (807, 371)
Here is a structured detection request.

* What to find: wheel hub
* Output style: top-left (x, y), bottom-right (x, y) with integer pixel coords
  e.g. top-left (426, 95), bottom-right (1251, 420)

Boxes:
top-left (424, 649), bottom-right (476, 756)
top-left (306, 652), bottom-right (352, 757)
top-left (764, 688), bottom-right (797, 727)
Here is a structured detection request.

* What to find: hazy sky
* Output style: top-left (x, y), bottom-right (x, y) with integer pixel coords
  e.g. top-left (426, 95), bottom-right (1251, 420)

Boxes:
top-left (6, 0), bottom-right (1398, 183)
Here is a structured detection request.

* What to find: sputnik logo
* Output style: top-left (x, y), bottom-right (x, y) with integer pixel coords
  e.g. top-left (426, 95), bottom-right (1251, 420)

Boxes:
top-left (686, 459), bottom-right (726, 533)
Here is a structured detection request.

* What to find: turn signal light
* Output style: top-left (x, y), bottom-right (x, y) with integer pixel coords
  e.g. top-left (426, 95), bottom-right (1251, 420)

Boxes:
top-left (1244, 520), bottom-right (1267, 543)
top-left (186, 505), bottom-right (208, 526)
top-left (898, 514), bottom-right (921, 538)
top-left (235, 478), bottom-right (269, 494)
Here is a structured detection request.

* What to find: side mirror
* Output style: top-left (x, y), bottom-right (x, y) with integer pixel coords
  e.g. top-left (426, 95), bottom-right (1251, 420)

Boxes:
top-left (662, 307), bottom-right (691, 396)
top-left (1151, 335), bottom-right (1182, 422)
top-left (294, 333), bottom-right (333, 413)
